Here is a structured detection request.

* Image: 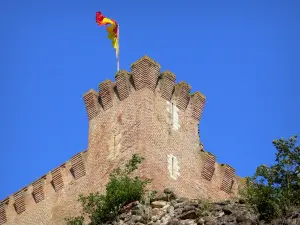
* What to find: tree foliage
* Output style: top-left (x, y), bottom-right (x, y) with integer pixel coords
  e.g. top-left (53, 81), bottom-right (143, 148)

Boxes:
top-left (65, 154), bottom-right (151, 225)
top-left (243, 135), bottom-right (300, 221)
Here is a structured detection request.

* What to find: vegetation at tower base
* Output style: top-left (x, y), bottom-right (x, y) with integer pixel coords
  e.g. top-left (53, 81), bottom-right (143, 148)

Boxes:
top-left (65, 154), bottom-right (153, 225)
top-left (65, 136), bottom-right (300, 225)
top-left (241, 135), bottom-right (300, 222)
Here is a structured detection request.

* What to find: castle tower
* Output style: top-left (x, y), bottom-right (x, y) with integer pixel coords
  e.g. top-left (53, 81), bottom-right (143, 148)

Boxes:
top-left (0, 56), bottom-right (244, 225)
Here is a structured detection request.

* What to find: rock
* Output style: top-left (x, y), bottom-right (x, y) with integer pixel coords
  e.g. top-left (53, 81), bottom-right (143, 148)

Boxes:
top-left (153, 208), bottom-right (166, 220)
top-left (239, 198), bottom-right (246, 204)
top-left (239, 218), bottom-right (254, 225)
top-left (151, 215), bottom-right (158, 222)
top-left (170, 193), bottom-right (178, 201)
top-left (183, 205), bottom-right (196, 213)
top-left (236, 215), bottom-right (247, 223)
top-left (152, 208), bottom-right (162, 216)
top-left (164, 188), bottom-right (174, 194)
top-left (142, 213), bottom-right (150, 223)
top-left (197, 208), bottom-right (210, 217)
top-left (167, 219), bottom-right (180, 225)
top-left (174, 201), bottom-right (188, 209)
top-left (131, 215), bottom-right (143, 223)
top-left (174, 207), bottom-right (183, 216)
top-left (292, 218), bottom-right (300, 225)
top-left (190, 203), bottom-right (199, 208)
top-left (84, 194), bottom-right (299, 225)
top-left (177, 197), bottom-right (189, 203)
top-left (291, 211), bottom-right (300, 219)
top-left (168, 205), bottom-right (175, 215)
top-left (190, 199), bottom-right (201, 203)
top-left (121, 201), bottom-right (138, 213)
top-left (162, 214), bottom-right (172, 223)
top-left (151, 200), bottom-right (168, 208)
top-left (119, 213), bottom-right (127, 220)
top-left (179, 210), bottom-right (197, 220)
top-left (223, 214), bottom-right (236, 223)
top-left (123, 214), bottom-right (131, 223)
top-left (162, 188), bottom-right (178, 201)
top-left (184, 220), bottom-right (198, 225)
top-left (204, 221), bottom-right (215, 225)
top-left (222, 207), bottom-right (233, 215)
top-left (156, 193), bottom-right (169, 201)
top-left (162, 204), bottom-right (171, 211)
top-left (171, 200), bottom-right (178, 206)
top-left (214, 211), bottom-right (224, 218)
top-left (215, 200), bottom-right (231, 206)
top-left (132, 209), bottom-right (143, 216)
top-left (212, 204), bottom-right (222, 211)
top-left (197, 218), bottom-right (205, 225)
top-left (202, 216), bottom-right (214, 223)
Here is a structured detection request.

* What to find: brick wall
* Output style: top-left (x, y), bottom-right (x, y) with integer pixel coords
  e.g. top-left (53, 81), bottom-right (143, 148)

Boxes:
top-left (0, 56), bottom-right (244, 225)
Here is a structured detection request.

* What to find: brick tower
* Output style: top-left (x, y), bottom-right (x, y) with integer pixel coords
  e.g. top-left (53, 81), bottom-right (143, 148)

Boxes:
top-left (0, 56), bottom-right (244, 225)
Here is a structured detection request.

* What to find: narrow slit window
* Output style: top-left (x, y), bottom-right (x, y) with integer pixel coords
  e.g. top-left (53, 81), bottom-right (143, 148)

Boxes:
top-left (171, 157), bottom-right (174, 176)
top-left (171, 102), bottom-right (174, 127)
top-left (113, 135), bottom-right (116, 158)
top-left (167, 101), bottom-right (180, 131)
top-left (229, 180), bottom-right (234, 192)
top-left (168, 154), bottom-right (180, 180)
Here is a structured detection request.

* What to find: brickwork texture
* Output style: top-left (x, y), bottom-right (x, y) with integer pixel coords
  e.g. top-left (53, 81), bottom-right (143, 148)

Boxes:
top-left (0, 56), bottom-right (245, 225)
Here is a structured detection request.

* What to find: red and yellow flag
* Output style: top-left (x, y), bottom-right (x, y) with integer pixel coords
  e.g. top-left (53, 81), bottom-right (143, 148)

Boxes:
top-left (96, 11), bottom-right (119, 56)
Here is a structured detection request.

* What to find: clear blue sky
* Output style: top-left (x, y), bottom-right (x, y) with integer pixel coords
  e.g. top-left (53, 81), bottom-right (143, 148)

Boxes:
top-left (0, 0), bottom-right (299, 200)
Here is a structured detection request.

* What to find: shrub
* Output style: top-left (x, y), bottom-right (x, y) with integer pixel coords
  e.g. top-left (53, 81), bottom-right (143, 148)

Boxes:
top-left (65, 154), bottom-right (151, 225)
top-left (242, 135), bottom-right (300, 222)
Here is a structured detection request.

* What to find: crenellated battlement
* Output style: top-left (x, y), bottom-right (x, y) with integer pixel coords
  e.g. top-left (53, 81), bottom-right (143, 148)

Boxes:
top-left (160, 71), bottom-right (176, 101)
top-left (115, 70), bottom-right (131, 101)
top-left (82, 56), bottom-right (206, 125)
top-left (83, 90), bottom-right (100, 121)
top-left (198, 147), bottom-right (242, 195)
top-left (190, 91), bottom-right (206, 122)
top-left (0, 150), bottom-right (87, 224)
top-left (131, 56), bottom-right (161, 91)
top-left (99, 79), bottom-right (115, 111)
top-left (0, 56), bottom-right (243, 225)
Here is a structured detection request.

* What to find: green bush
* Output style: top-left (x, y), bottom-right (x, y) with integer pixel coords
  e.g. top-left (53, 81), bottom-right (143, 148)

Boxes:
top-left (65, 154), bottom-right (151, 225)
top-left (242, 135), bottom-right (300, 222)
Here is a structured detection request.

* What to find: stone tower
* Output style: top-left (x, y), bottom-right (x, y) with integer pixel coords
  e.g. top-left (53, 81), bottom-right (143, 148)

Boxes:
top-left (0, 56), bottom-right (244, 225)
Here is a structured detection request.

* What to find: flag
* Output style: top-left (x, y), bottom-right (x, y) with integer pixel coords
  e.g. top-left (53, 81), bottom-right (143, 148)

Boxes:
top-left (96, 11), bottom-right (119, 56)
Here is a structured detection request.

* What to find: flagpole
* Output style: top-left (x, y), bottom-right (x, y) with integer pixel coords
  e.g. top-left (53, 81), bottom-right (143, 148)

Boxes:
top-left (116, 24), bottom-right (120, 72)
top-left (116, 52), bottom-right (120, 72)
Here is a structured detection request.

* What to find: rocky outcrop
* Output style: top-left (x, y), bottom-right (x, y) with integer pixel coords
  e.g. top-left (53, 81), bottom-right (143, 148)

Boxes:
top-left (108, 189), bottom-right (300, 225)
